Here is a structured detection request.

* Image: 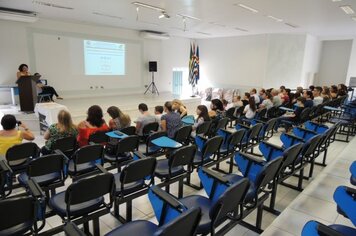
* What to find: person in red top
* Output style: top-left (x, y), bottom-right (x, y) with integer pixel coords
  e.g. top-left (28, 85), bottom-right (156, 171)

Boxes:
top-left (77, 105), bottom-right (109, 147)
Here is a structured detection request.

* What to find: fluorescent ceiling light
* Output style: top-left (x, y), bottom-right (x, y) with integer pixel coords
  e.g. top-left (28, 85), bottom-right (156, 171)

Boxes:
top-left (92, 12), bottom-right (122, 19)
top-left (209, 22), bottom-right (226, 27)
top-left (196, 31), bottom-right (211, 36)
top-left (267, 15), bottom-right (283, 22)
top-left (340, 5), bottom-right (355, 14)
top-left (33, 1), bottom-right (73, 10)
top-left (0, 11), bottom-right (38, 23)
top-left (176, 13), bottom-right (201, 21)
top-left (332, 0), bottom-right (342, 2)
top-left (237, 4), bottom-right (258, 13)
top-left (132, 2), bottom-right (164, 12)
top-left (158, 11), bottom-right (170, 19)
top-left (235, 27), bottom-right (248, 32)
top-left (285, 22), bottom-right (298, 28)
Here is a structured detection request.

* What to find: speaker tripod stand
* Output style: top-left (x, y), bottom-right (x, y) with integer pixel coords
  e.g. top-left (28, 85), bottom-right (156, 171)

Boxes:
top-left (144, 72), bottom-right (159, 95)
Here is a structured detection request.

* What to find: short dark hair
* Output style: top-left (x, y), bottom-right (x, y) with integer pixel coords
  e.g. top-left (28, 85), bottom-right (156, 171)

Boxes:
top-left (164, 101), bottom-right (173, 112)
top-left (18, 64), bottom-right (28, 72)
top-left (1, 114), bottom-right (17, 130)
top-left (155, 105), bottom-right (163, 114)
top-left (297, 97), bottom-right (306, 105)
top-left (309, 85), bottom-right (315, 91)
top-left (305, 90), bottom-right (313, 99)
top-left (138, 103), bottom-right (148, 112)
top-left (315, 86), bottom-right (322, 93)
top-left (86, 105), bottom-right (104, 127)
top-left (251, 88), bottom-right (257, 94)
top-left (244, 92), bottom-right (250, 99)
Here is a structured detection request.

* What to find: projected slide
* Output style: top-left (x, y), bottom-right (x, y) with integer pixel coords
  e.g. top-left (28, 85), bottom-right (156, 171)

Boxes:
top-left (84, 40), bottom-right (125, 75)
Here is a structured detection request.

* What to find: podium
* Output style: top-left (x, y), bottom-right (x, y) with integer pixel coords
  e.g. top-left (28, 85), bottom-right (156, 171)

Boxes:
top-left (16, 75), bottom-right (40, 112)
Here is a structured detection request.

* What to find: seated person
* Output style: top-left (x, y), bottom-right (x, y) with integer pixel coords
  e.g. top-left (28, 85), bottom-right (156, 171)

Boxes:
top-left (107, 106), bottom-right (131, 130)
top-left (42, 110), bottom-right (77, 154)
top-left (208, 99), bottom-right (225, 118)
top-left (77, 105), bottom-right (109, 147)
top-left (250, 88), bottom-right (260, 104)
top-left (274, 97), bottom-right (306, 132)
top-left (135, 103), bottom-right (159, 136)
top-left (34, 73), bottom-right (63, 101)
top-left (259, 93), bottom-right (273, 110)
top-left (154, 105), bottom-right (164, 120)
top-left (0, 114), bottom-right (34, 156)
top-left (242, 97), bottom-right (257, 120)
top-left (303, 91), bottom-right (314, 108)
top-left (279, 88), bottom-right (290, 104)
top-left (312, 86), bottom-right (323, 106)
top-left (271, 89), bottom-right (282, 107)
top-left (192, 105), bottom-right (210, 131)
top-left (232, 95), bottom-right (243, 108)
top-left (222, 99), bottom-right (229, 111)
top-left (172, 99), bottom-right (188, 118)
top-left (161, 101), bottom-right (182, 138)
top-left (241, 92), bottom-right (250, 107)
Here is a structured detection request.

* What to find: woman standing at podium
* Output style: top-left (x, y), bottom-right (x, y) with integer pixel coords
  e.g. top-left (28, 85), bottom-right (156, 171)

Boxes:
top-left (16, 64), bottom-right (30, 79)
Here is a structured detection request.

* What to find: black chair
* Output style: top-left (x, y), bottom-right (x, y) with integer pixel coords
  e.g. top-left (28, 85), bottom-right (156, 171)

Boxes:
top-left (173, 125), bottom-right (192, 145)
top-left (138, 131), bottom-right (166, 156)
top-left (88, 131), bottom-right (109, 145)
top-left (150, 169), bottom-right (250, 236)
top-left (209, 117), bottom-right (229, 137)
top-left (105, 207), bottom-right (201, 236)
top-left (0, 179), bottom-right (44, 236)
top-left (104, 135), bottom-right (140, 169)
top-left (18, 154), bottom-right (67, 199)
top-left (0, 160), bottom-right (12, 199)
top-left (142, 122), bottom-right (159, 140)
top-left (67, 144), bottom-right (104, 179)
top-left (49, 172), bottom-right (115, 236)
top-left (120, 126), bottom-right (137, 135)
top-left (237, 123), bottom-right (263, 152)
top-left (192, 121), bottom-right (211, 139)
top-left (5, 142), bottom-right (40, 175)
top-left (52, 136), bottom-right (77, 157)
top-left (113, 155), bottom-right (156, 223)
top-left (225, 107), bottom-right (238, 128)
top-left (155, 145), bottom-right (196, 197)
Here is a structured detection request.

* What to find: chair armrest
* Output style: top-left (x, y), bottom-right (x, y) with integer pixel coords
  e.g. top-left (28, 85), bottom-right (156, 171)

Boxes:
top-left (64, 222), bottom-right (87, 236)
top-left (196, 134), bottom-right (208, 141)
top-left (27, 179), bottom-right (45, 199)
top-left (0, 160), bottom-right (12, 173)
top-left (54, 149), bottom-right (70, 162)
top-left (317, 223), bottom-right (344, 236)
top-left (294, 127), bottom-right (317, 135)
top-left (282, 133), bottom-right (305, 142)
top-left (260, 141), bottom-right (283, 151)
top-left (239, 152), bottom-right (264, 163)
top-left (219, 129), bottom-right (233, 135)
top-left (346, 186), bottom-right (356, 196)
top-left (95, 164), bottom-right (108, 174)
top-left (238, 124), bottom-right (250, 130)
top-left (151, 186), bottom-right (185, 211)
top-left (133, 151), bottom-right (147, 159)
top-left (201, 167), bottom-right (229, 184)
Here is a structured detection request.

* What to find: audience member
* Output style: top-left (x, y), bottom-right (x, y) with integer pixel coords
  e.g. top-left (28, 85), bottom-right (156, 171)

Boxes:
top-left (221, 99), bottom-right (229, 110)
top-left (242, 97), bottom-right (257, 119)
top-left (135, 103), bottom-right (159, 136)
top-left (192, 105), bottom-right (210, 131)
top-left (34, 73), bottom-right (63, 101)
top-left (0, 114), bottom-right (34, 156)
top-left (107, 106), bottom-right (131, 130)
top-left (280, 88), bottom-right (290, 104)
top-left (161, 101), bottom-right (182, 138)
top-left (154, 105), bottom-right (164, 120)
top-left (313, 86), bottom-right (323, 106)
top-left (321, 86), bottom-right (331, 102)
top-left (42, 110), bottom-right (77, 154)
top-left (258, 89), bottom-right (266, 102)
top-left (337, 84), bottom-right (348, 97)
top-left (209, 99), bottom-right (225, 118)
top-left (259, 93), bottom-right (273, 110)
top-left (250, 88), bottom-right (260, 104)
top-left (330, 85), bottom-right (338, 99)
top-left (309, 85), bottom-right (315, 91)
top-left (303, 91), bottom-right (314, 108)
top-left (271, 89), bottom-right (282, 107)
top-left (242, 92), bottom-right (250, 107)
top-left (172, 99), bottom-right (188, 118)
top-left (274, 97), bottom-right (306, 132)
top-left (77, 105), bottom-right (109, 147)
top-left (232, 95), bottom-right (243, 108)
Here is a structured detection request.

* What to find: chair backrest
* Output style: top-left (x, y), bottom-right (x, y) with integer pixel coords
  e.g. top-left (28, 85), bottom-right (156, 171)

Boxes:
top-left (116, 135), bottom-right (140, 154)
top-left (52, 136), bottom-right (77, 156)
top-left (210, 178), bottom-right (250, 228)
top-left (28, 154), bottom-right (65, 180)
top-left (173, 125), bottom-right (192, 144)
top-left (247, 123), bottom-right (263, 141)
top-left (281, 143), bottom-right (304, 170)
top-left (120, 157), bottom-right (156, 186)
top-left (88, 131), bottom-right (109, 144)
top-left (226, 129), bottom-right (245, 151)
top-left (65, 172), bottom-right (115, 207)
top-left (0, 196), bottom-right (35, 232)
top-left (264, 118), bottom-right (277, 134)
top-left (255, 156), bottom-right (283, 191)
top-left (169, 145), bottom-right (196, 172)
top-left (6, 142), bottom-right (39, 167)
top-left (266, 106), bottom-right (277, 118)
top-left (202, 136), bottom-right (224, 159)
top-left (73, 144), bottom-right (104, 165)
top-left (301, 134), bottom-right (323, 158)
top-left (142, 122), bottom-right (159, 137)
top-left (157, 207), bottom-right (201, 236)
top-left (215, 117), bottom-right (229, 132)
top-left (225, 107), bottom-right (237, 118)
top-left (121, 126), bottom-right (137, 135)
top-left (256, 108), bottom-right (267, 119)
top-left (299, 107), bottom-right (311, 123)
top-left (196, 121), bottom-right (211, 136)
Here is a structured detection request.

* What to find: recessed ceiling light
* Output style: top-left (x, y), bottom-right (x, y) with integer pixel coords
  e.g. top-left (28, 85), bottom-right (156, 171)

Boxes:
top-left (285, 22), bottom-right (299, 28)
top-left (209, 22), bottom-right (226, 27)
top-left (176, 13), bottom-right (201, 21)
top-left (235, 27), bottom-right (248, 32)
top-left (158, 11), bottom-right (170, 19)
top-left (236, 4), bottom-right (259, 13)
top-left (267, 15), bottom-right (283, 22)
top-left (340, 5), bottom-right (355, 15)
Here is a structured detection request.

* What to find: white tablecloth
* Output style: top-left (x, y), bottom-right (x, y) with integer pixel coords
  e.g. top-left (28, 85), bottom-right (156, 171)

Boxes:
top-left (34, 103), bottom-right (68, 125)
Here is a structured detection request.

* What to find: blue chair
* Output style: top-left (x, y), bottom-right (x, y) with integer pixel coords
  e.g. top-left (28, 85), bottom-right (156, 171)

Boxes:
top-left (235, 123), bottom-right (263, 152)
top-left (149, 168), bottom-right (250, 235)
top-left (334, 186), bottom-right (356, 227)
top-left (302, 220), bottom-right (356, 236)
top-left (350, 161), bottom-right (356, 186)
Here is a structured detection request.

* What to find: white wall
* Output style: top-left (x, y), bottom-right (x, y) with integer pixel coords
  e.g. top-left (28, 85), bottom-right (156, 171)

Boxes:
top-left (317, 40), bottom-right (353, 86)
top-left (300, 35), bottom-right (322, 88)
top-left (346, 38), bottom-right (356, 86)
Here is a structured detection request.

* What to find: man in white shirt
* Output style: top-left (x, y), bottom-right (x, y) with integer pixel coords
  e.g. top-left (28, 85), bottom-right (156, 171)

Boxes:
top-left (312, 86), bottom-right (323, 106)
top-left (271, 89), bottom-right (282, 107)
top-left (250, 88), bottom-right (260, 104)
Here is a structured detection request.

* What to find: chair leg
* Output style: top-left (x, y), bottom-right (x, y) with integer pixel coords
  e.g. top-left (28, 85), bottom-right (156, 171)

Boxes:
top-left (83, 222), bottom-right (90, 235)
top-left (93, 218), bottom-right (100, 236)
top-left (178, 179), bottom-right (184, 198)
top-left (229, 155), bottom-right (234, 174)
top-left (298, 168), bottom-right (304, 190)
top-left (256, 203), bottom-right (263, 230)
top-left (126, 200), bottom-right (132, 222)
top-left (165, 184), bottom-right (170, 193)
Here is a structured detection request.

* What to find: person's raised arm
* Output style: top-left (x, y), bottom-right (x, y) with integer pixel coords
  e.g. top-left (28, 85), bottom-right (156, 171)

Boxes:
top-left (19, 123), bottom-right (35, 141)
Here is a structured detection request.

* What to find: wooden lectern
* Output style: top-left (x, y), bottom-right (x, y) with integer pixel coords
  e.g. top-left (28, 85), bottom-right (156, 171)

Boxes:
top-left (16, 75), bottom-right (40, 112)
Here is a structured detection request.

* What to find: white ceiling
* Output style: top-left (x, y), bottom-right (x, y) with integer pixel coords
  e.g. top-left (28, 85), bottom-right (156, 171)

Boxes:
top-left (1, 0), bottom-right (356, 39)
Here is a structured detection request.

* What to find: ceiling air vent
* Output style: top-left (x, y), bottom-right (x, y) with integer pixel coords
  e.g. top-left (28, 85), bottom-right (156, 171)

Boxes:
top-left (0, 7), bottom-right (38, 23)
top-left (140, 30), bottom-right (170, 40)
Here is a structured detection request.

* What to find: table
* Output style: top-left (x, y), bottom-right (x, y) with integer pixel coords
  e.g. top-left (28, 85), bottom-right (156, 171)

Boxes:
top-left (151, 136), bottom-right (183, 149)
top-left (323, 106), bottom-right (342, 112)
top-left (34, 103), bottom-right (68, 133)
top-left (105, 131), bottom-right (128, 139)
top-left (0, 84), bottom-right (18, 106)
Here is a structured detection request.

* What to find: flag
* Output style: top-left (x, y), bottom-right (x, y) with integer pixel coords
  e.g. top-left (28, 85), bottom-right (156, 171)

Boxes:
top-left (193, 45), bottom-right (200, 84)
top-left (188, 43), bottom-right (199, 85)
top-left (188, 43), bottom-right (194, 85)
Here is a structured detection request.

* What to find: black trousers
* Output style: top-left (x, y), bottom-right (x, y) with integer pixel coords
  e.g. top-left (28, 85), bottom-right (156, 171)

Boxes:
top-left (39, 86), bottom-right (59, 100)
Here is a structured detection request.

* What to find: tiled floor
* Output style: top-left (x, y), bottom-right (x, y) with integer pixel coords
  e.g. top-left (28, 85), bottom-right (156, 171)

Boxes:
top-left (7, 124), bottom-right (354, 235)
